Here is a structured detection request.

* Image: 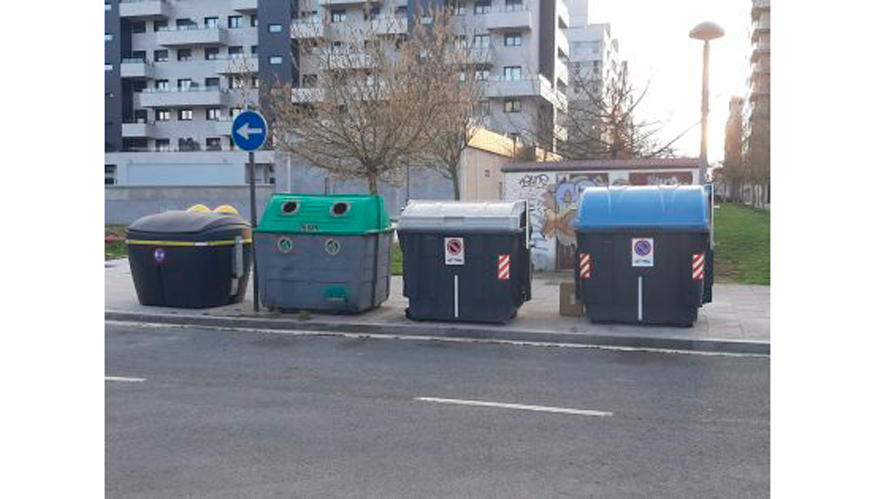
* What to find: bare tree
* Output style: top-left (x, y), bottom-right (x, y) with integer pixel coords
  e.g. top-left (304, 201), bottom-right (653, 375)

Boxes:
top-left (559, 64), bottom-right (685, 160)
top-left (418, 11), bottom-right (486, 200)
top-left (265, 3), bottom-right (470, 195)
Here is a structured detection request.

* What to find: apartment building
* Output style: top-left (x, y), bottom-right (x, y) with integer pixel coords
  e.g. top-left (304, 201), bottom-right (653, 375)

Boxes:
top-left (744, 0), bottom-right (770, 153)
top-left (105, 0), bottom-right (569, 215)
top-left (565, 0), bottom-right (623, 109)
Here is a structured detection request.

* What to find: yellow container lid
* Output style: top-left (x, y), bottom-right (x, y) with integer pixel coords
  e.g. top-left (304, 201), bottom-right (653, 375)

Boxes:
top-left (213, 205), bottom-right (239, 215)
top-left (186, 204), bottom-right (210, 213)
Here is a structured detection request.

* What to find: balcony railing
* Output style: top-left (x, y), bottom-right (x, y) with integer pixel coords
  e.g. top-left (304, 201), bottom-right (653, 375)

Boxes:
top-left (119, 0), bottom-right (170, 19)
top-left (212, 56), bottom-right (259, 74)
top-left (290, 21), bottom-right (325, 38)
top-left (156, 25), bottom-right (229, 46)
top-left (486, 7), bottom-right (533, 31)
top-left (485, 75), bottom-right (567, 111)
top-left (121, 121), bottom-right (156, 137)
top-left (120, 59), bottom-right (155, 79)
top-left (136, 87), bottom-right (231, 107)
top-left (231, 0), bottom-right (258, 12)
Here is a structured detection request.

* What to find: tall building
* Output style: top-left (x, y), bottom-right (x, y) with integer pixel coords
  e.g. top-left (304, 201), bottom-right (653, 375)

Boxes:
top-left (561, 0), bottom-right (626, 158)
top-left (105, 0), bottom-right (570, 217)
top-left (742, 0), bottom-right (770, 205)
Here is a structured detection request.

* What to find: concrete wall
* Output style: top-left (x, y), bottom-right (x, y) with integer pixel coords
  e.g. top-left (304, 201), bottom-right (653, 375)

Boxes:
top-left (460, 147), bottom-right (508, 201)
top-left (105, 185), bottom-right (276, 225)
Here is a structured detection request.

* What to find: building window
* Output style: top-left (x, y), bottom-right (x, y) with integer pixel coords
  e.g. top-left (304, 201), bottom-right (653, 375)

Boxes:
top-left (104, 2), bottom-right (111, 11)
top-left (155, 79), bottom-right (169, 91)
top-left (475, 69), bottom-right (490, 81)
top-left (331, 9), bottom-right (346, 23)
top-left (484, 168), bottom-right (491, 178)
top-left (504, 32), bottom-right (522, 47)
top-left (132, 81), bottom-right (147, 92)
top-left (131, 22), bottom-right (146, 34)
top-left (206, 108), bottom-right (221, 121)
top-left (205, 77), bottom-right (220, 88)
top-left (366, 74), bottom-right (377, 86)
top-left (504, 99), bottom-right (521, 113)
top-left (231, 108), bottom-right (243, 118)
top-left (156, 109), bottom-right (170, 121)
top-left (154, 50), bottom-right (169, 62)
top-left (364, 7), bottom-right (381, 20)
top-left (269, 56), bottom-right (283, 65)
top-left (302, 74), bottom-right (318, 87)
top-left (154, 20), bottom-right (167, 32)
top-left (269, 24), bottom-right (283, 33)
top-left (251, 76), bottom-right (259, 88)
top-left (205, 47), bottom-right (219, 60)
top-left (474, 1), bottom-right (491, 15)
top-left (503, 66), bottom-right (522, 81)
top-left (396, 6), bottom-right (407, 16)
top-left (177, 49), bottom-right (192, 61)
top-left (251, 45), bottom-right (258, 55)
top-left (250, 15), bottom-right (258, 27)
top-left (177, 78), bottom-right (192, 91)
top-left (204, 17), bottom-right (218, 28)
top-left (506, 0), bottom-right (524, 12)
top-left (178, 109), bottom-right (193, 121)
top-left (451, 1), bottom-right (466, 15)
top-left (155, 139), bottom-right (170, 152)
top-left (105, 33), bottom-right (113, 42)
top-left (228, 15), bottom-right (243, 28)
top-left (229, 46), bottom-right (243, 59)
top-left (476, 100), bottom-right (489, 115)
top-left (473, 34), bottom-right (490, 48)
top-left (105, 165), bottom-right (117, 185)
top-left (104, 64), bottom-right (113, 72)
top-left (454, 35), bottom-right (468, 50)
top-left (230, 76), bottom-right (245, 89)
top-left (206, 137), bottom-right (222, 151)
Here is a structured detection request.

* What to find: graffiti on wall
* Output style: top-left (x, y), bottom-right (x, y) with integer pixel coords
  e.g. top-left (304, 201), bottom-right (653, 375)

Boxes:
top-left (629, 172), bottom-right (693, 186)
top-left (506, 173), bottom-right (553, 270)
top-left (546, 174), bottom-right (609, 269)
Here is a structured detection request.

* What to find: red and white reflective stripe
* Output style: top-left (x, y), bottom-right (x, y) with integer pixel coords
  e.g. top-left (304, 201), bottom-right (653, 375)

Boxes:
top-left (497, 254), bottom-right (510, 280)
top-left (692, 253), bottom-right (705, 280)
top-left (579, 253), bottom-right (591, 279)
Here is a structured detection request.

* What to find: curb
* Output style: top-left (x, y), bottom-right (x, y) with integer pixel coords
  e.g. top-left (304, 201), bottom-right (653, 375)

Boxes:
top-left (105, 310), bottom-right (770, 356)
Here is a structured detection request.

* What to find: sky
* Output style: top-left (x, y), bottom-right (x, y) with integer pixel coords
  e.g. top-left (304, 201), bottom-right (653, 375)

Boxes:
top-left (586, 0), bottom-right (753, 163)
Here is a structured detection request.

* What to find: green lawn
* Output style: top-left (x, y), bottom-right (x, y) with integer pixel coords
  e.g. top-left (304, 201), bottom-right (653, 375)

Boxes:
top-left (105, 225), bottom-right (127, 260)
top-left (391, 241), bottom-right (403, 275)
top-left (713, 203), bottom-right (770, 285)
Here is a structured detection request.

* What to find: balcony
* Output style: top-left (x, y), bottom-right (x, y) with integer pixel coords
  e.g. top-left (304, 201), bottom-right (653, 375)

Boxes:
top-left (557, 1), bottom-right (570, 28)
top-left (290, 21), bottom-right (325, 39)
top-left (156, 26), bottom-right (228, 47)
top-left (214, 57), bottom-right (259, 74)
top-left (122, 121), bottom-right (156, 137)
top-left (750, 42), bottom-right (770, 61)
top-left (326, 50), bottom-right (373, 69)
top-left (556, 29), bottom-right (570, 59)
top-left (486, 9), bottom-right (533, 31)
top-left (371, 16), bottom-right (407, 35)
top-left (319, 0), bottom-right (382, 5)
top-left (120, 59), bottom-right (155, 79)
top-left (555, 60), bottom-right (569, 85)
top-left (486, 75), bottom-right (566, 112)
top-left (231, 0), bottom-right (258, 13)
top-left (290, 88), bottom-right (325, 103)
top-left (119, 0), bottom-right (170, 19)
top-left (136, 87), bottom-right (231, 108)
top-left (468, 47), bottom-right (493, 65)
top-left (213, 119), bottom-right (235, 136)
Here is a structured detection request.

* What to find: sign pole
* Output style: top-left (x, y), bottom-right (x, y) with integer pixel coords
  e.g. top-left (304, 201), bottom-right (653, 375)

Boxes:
top-left (249, 151), bottom-right (260, 312)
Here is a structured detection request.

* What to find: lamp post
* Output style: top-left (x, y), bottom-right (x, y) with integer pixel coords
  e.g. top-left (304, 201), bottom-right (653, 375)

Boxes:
top-left (689, 21), bottom-right (724, 184)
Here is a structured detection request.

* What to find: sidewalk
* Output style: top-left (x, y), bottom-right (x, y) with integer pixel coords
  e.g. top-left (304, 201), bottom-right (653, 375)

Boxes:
top-left (105, 258), bottom-right (770, 355)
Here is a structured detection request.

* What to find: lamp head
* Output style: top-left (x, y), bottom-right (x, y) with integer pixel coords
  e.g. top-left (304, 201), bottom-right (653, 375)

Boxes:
top-left (689, 21), bottom-right (725, 41)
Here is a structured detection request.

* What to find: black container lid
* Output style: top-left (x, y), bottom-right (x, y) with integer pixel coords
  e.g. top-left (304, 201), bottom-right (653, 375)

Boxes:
top-left (128, 210), bottom-right (250, 236)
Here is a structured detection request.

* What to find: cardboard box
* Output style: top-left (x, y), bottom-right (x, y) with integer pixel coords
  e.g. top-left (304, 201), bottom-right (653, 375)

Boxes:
top-left (559, 281), bottom-right (586, 317)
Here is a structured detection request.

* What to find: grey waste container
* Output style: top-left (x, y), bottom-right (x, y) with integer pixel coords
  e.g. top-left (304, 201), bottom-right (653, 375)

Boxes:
top-left (397, 201), bottom-right (532, 324)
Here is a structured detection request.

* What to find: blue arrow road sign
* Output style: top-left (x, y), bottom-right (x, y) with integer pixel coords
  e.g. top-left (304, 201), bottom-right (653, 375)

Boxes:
top-left (232, 111), bottom-right (268, 152)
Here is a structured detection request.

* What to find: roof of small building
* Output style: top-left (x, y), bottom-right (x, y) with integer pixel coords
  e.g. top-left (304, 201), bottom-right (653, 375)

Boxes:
top-left (501, 157), bottom-right (700, 173)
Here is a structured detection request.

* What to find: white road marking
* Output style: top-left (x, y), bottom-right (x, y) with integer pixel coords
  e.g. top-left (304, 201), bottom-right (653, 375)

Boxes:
top-left (415, 397), bottom-right (613, 417)
top-left (105, 320), bottom-right (769, 358)
top-left (105, 376), bottom-right (146, 383)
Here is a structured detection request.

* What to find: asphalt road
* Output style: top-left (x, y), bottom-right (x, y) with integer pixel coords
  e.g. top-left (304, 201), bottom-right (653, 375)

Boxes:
top-left (106, 323), bottom-right (770, 498)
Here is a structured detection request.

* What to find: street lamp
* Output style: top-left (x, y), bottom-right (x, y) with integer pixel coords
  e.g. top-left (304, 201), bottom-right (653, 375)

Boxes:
top-left (689, 21), bottom-right (724, 184)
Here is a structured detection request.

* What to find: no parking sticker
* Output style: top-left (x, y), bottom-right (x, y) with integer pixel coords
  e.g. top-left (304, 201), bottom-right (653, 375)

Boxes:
top-left (445, 237), bottom-right (464, 265)
top-left (631, 238), bottom-right (654, 267)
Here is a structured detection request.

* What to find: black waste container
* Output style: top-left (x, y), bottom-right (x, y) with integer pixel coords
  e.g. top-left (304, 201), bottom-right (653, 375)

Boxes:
top-left (398, 201), bottom-right (532, 324)
top-left (126, 210), bottom-right (252, 308)
top-left (574, 186), bottom-right (714, 327)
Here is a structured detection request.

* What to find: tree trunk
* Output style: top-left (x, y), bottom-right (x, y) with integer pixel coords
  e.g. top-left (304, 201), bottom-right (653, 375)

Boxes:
top-left (452, 170), bottom-right (461, 201)
top-left (367, 174), bottom-right (378, 195)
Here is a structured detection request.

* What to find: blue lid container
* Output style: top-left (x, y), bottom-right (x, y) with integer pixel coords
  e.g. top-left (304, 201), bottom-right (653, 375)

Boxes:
top-left (575, 186), bottom-right (710, 230)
